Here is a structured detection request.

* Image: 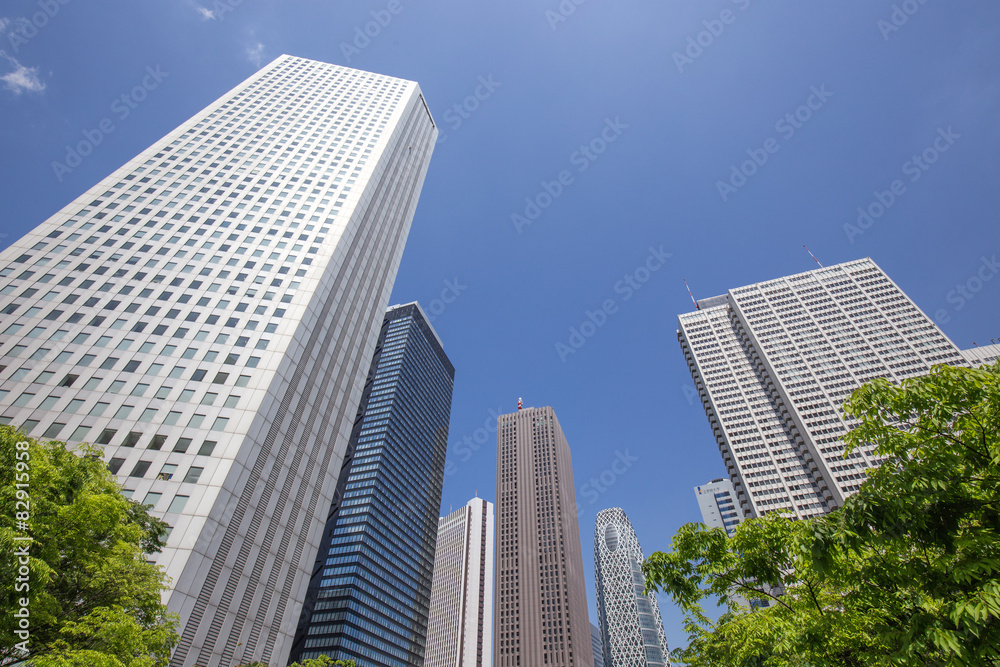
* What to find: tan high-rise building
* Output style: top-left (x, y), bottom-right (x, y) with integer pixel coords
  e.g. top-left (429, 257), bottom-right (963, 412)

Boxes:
top-left (494, 405), bottom-right (594, 667)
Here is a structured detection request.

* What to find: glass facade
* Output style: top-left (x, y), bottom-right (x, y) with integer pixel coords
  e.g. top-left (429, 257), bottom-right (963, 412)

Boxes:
top-left (591, 623), bottom-right (605, 667)
top-left (694, 478), bottom-right (742, 537)
top-left (290, 302), bottom-right (455, 666)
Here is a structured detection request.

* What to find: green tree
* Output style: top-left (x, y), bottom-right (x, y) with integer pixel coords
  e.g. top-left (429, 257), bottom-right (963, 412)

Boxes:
top-left (0, 425), bottom-right (178, 667)
top-left (644, 361), bottom-right (1000, 666)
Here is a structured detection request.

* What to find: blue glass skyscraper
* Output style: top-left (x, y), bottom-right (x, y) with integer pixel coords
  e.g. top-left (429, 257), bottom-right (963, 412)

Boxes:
top-left (289, 302), bottom-right (455, 666)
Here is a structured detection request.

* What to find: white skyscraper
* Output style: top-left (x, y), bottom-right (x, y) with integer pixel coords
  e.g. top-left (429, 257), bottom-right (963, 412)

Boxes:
top-left (594, 508), bottom-right (669, 667)
top-left (694, 478), bottom-right (742, 537)
top-left (0, 55), bottom-right (437, 667)
top-left (679, 257), bottom-right (986, 520)
top-left (425, 497), bottom-right (495, 667)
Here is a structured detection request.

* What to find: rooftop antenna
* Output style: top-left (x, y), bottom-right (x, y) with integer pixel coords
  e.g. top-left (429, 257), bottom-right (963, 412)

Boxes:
top-left (804, 245), bottom-right (823, 268)
top-left (517, 397), bottom-right (523, 411)
top-left (683, 278), bottom-right (699, 310)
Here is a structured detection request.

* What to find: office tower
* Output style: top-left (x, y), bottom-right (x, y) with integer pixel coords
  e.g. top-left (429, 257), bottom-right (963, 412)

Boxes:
top-left (963, 344), bottom-right (1000, 368)
top-left (590, 623), bottom-right (605, 667)
top-left (694, 478), bottom-right (743, 537)
top-left (425, 496), bottom-right (495, 667)
top-left (495, 405), bottom-right (594, 667)
top-left (594, 508), bottom-right (669, 667)
top-left (290, 302), bottom-right (455, 666)
top-left (0, 55), bottom-right (437, 667)
top-left (678, 257), bottom-right (987, 520)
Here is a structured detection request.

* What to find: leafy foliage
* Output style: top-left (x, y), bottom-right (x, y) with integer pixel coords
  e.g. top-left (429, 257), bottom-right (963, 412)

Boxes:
top-left (0, 426), bottom-right (177, 666)
top-left (644, 362), bottom-right (1000, 666)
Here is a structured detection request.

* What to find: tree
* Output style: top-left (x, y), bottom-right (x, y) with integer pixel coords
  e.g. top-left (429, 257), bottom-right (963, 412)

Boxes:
top-left (644, 361), bottom-right (1000, 666)
top-left (0, 425), bottom-right (178, 666)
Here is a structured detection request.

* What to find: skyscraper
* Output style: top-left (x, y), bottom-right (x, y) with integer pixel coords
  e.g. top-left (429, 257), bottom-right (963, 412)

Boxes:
top-left (593, 508), bottom-right (669, 667)
top-left (495, 405), bottom-right (594, 667)
top-left (425, 496), bottom-right (495, 667)
top-left (694, 478), bottom-right (743, 537)
top-left (678, 257), bottom-right (987, 520)
top-left (290, 302), bottom-right (455, 666)
top-left (693, 480), bottom-right (768, 610)
top-left (0, 55), bottom-right (437, 667)
top-left (963, 344), bottom-right (1000, 368)
top-left (590, 623), bottom-right (605, 667)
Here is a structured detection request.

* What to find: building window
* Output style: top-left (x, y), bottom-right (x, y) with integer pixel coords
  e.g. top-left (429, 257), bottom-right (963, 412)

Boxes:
top-left (129, 461), bottom-right (151, 477)
top-left (157, 464), bottom-right (177, 481)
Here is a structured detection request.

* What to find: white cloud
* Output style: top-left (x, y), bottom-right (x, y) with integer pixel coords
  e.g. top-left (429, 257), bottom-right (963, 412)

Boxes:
top-left (246, 42), bottom-right (265, 68)
top-left (0, 51), bottom-right (45, 95)
top-left (1, 62), bottom-right (45, 94)
top-left (196, 6), bottom-right (216, 20)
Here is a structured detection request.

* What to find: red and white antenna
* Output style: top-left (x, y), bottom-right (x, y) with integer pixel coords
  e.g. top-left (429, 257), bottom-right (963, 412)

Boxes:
top-left (683, 279), bottom-right (699, 310)
top-left (517, 397), bottom-right (523, 411)
top-left (804, 245), bottom-right (823, 268)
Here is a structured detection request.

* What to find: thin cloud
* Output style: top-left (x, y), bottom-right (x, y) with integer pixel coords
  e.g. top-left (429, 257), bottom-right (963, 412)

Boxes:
top-left (246, 42), bottom-right (265, 68)
top-left (0, 51), bottom-right (45, 95)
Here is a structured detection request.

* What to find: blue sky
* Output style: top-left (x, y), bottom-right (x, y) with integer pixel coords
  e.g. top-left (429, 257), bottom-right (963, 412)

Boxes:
top-left (2, 0), bottom-right (999, 654)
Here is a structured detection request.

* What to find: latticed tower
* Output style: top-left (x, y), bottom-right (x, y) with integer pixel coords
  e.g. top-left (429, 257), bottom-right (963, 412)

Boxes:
top-left (594, 508), bottom-right (669, 667)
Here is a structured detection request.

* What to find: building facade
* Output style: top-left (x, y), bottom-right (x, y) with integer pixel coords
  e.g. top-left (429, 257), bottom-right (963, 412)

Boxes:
top-left (678, 257), bottom-right (984, 520)
top-left (590, 623), bottom-right (605, 667)
top-left (593, 508), bottom-right (669, 667)
top-left (289, 302), bottom-right (455, 666)
top-left (494, 405), bottom-right (594, 667)
top-left (425, 497), bottom-right (495, 667)
top-left (694, 478), bottom-right (742, 537)
top-left (0, 55), bottom-right (437, 667)
top-left (962, 343), bottom-right (1000, 368)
